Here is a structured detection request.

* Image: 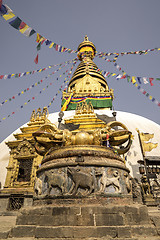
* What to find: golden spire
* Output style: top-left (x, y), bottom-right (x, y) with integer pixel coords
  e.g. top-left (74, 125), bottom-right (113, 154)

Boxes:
top-left (61, 36), bottom-right (114, 111)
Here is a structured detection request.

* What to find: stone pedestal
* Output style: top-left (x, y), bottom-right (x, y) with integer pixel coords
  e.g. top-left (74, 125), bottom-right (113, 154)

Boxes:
top-left (9, 204), bottom-right (159, 239)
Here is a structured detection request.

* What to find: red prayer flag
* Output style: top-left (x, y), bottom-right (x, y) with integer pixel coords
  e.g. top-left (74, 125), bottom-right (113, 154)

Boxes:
top-left (121, 75), bottom-right (126, 79)
top-left (0, 75), bottom-right (4, 79)
top-left (34, 54), bottom-right (39, 64)
top-left (149, 78), bottom-right (154, 86)
top-left (19, 22), bottom-right (26, 30)
top-left (0, 0), bottom-right (2, 9)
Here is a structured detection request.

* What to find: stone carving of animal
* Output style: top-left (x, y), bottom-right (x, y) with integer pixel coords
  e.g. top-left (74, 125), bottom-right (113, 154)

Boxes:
top-left (67, 167), bottom-right (94, 195)
top-left (44, 171), bottom-right (66, 195)
top-left (141, 175), bottom-right (151, 196)
top-left (99, 168), bottom-right (121, 193)
top-left (34, 177), bottom-right (42, 195)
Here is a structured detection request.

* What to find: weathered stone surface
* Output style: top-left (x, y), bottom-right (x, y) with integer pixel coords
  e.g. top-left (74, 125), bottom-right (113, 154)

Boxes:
top-left (95, 213), bottom-right (125, 226)
top-left (0, 230), bottom-right (9, 239)
top-left (117, 226), bottom-right (131, 238)
top-left (35, 226), bottom-right (118, 239)
top-left (20, 206), bottom-right (53, 216)
top-left (52, 206), bottom-right (80, 216)
top-left (35, 226), bottom-right (74, 238)
top-left (131, 225), bottom-right (158, 237)
top-left (10, 225), bottom-right (36, 238)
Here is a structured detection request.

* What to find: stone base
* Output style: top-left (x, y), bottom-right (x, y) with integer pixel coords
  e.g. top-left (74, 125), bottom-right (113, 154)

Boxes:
top-left (8, 204), bottom-right (159, 239)
top-left (33, 194), bottom-right (133, 206)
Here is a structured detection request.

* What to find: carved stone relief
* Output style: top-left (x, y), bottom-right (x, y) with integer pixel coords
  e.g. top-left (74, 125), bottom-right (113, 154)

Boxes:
top-left (36, 166), bottom-right (130, 197)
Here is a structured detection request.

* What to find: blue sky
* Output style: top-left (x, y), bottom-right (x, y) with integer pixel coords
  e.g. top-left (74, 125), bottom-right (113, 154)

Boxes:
top-left (0, 0), bottom-right (160, 142)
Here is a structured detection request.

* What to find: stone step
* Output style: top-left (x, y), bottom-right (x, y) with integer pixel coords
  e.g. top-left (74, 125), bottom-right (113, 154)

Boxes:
top-left (16, 205), bottom-right (150, 226)
top-left (9, 225), bottom-right (158, 239)
top-left (0, 238), bottom-right (160, 240)
top-left (0, 216), bottom-right (17, 239)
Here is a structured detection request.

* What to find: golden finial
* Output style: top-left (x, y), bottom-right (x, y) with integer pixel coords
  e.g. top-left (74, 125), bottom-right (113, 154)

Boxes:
top-left (84, 35), bottom-right (89, 41)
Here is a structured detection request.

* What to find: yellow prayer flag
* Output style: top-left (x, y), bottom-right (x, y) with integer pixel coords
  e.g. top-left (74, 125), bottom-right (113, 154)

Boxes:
top-left (144, 52), bottom-right (148, 55)
top-left (35, 83), bottom-right (37, 86)
top-left (112, 73), bottom-right (116, 76)
top-left (19, 25), bottom-right (29, 34)
top-left (39, 69), bottom-right (42, 73)
top-left (158, 48), bottom-right (160, 51)
top-left (5, 100), bottom-right (8, 103)
top-left (2, 118), bottom-right (6, 120)
top-left (135, 83), bottom-right (138, 87)
top-left (11, 74), bottom-right (15, 77)
top-left (36, 33), bottom-right (41, 42)
top-left (24, 102), bottom-right (27, 105)
top-left (131, 76), bottom-right (136, 84)
top-left (49, 42), bottom-right (54, 48)
top-left (3, 12), bottom-right (15, 20)
top-left (21, 91), bottom-right (24, 94)
top-left (149, 96), bottom-right (152, 100)
top-left (26, 72), bottom-right (30, 75)
top-left (48, 66), bottom-right (52, 68)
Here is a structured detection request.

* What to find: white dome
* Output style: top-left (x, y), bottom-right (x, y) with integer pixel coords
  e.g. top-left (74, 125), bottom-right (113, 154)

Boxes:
top-left (0, 109), bottom-right (160, 188)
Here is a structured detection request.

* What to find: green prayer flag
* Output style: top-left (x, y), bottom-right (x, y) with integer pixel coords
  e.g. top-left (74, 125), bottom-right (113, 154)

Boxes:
top-left (156, 78), bottom-right (160, 81)
top-left (9, 17), bottom-right (22, 30)
top-left (127, 76), bottom-right (130, 82)
top-left (37, 42), bottom-right (41, 51)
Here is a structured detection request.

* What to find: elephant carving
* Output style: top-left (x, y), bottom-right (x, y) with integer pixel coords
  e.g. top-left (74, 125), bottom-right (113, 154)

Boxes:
top-left (67, 167), bottom-right (94, 195)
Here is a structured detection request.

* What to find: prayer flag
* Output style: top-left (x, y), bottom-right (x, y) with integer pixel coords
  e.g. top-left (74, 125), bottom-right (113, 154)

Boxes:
top-left (131, 76), bottom-right (136, 84)
top-left (137, 77), bottom-right (141, 84)
top-left (23, 27), bottom-right (35, 37)
top-left (34, 54), bottom-right (39, 64)
top-left (19, 24), bottom-right (30, 33)
top-left (9, 17), bottom-right (22, 29)
top-left (0, 4), bottom-right (7, 15)
top-left (142, 77), bottom-right (148, 84)
top-left (0, 0), bottom-right (2, 9)
top-left (49, 42), bottom-right (54, 48)
top-left (19, 21), bottom-right (26, 29)
top-left (149, 78), bottom-right (154, 86)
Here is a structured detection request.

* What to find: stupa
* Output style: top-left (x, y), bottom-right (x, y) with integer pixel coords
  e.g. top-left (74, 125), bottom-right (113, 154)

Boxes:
top-left (5, 36), bottom-right (159, 239)
top-left (0, 36), bottom-right (160, 239)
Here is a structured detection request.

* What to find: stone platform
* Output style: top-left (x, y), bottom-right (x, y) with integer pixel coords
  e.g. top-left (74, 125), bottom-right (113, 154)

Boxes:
top-left (0, 203), bottom-right (158, 239)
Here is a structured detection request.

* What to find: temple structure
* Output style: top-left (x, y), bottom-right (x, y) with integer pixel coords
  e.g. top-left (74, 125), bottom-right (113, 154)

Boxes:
top-left (0, 36), bottom-right (160, 239)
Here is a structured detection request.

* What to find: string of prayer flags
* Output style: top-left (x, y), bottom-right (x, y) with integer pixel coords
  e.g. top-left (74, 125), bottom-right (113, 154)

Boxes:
top-left (0, 58), bottom-right (77, 80)
top-left (0, 3), bottom-right (76, 53)
top-left (97, 47), bottom-right (160, 57)
top-left (47, 61), bottom-right (77, 109)
top-left (97, 55), bottom-right (160, 86)
top-left (0, 61), bottom-right (76, 107)
top-left (0, 60), bottom-right (77, 122)
top-left (89, 64), bottom-right (160, 108)
top-left (0, 4), bottom-right (36, 37)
